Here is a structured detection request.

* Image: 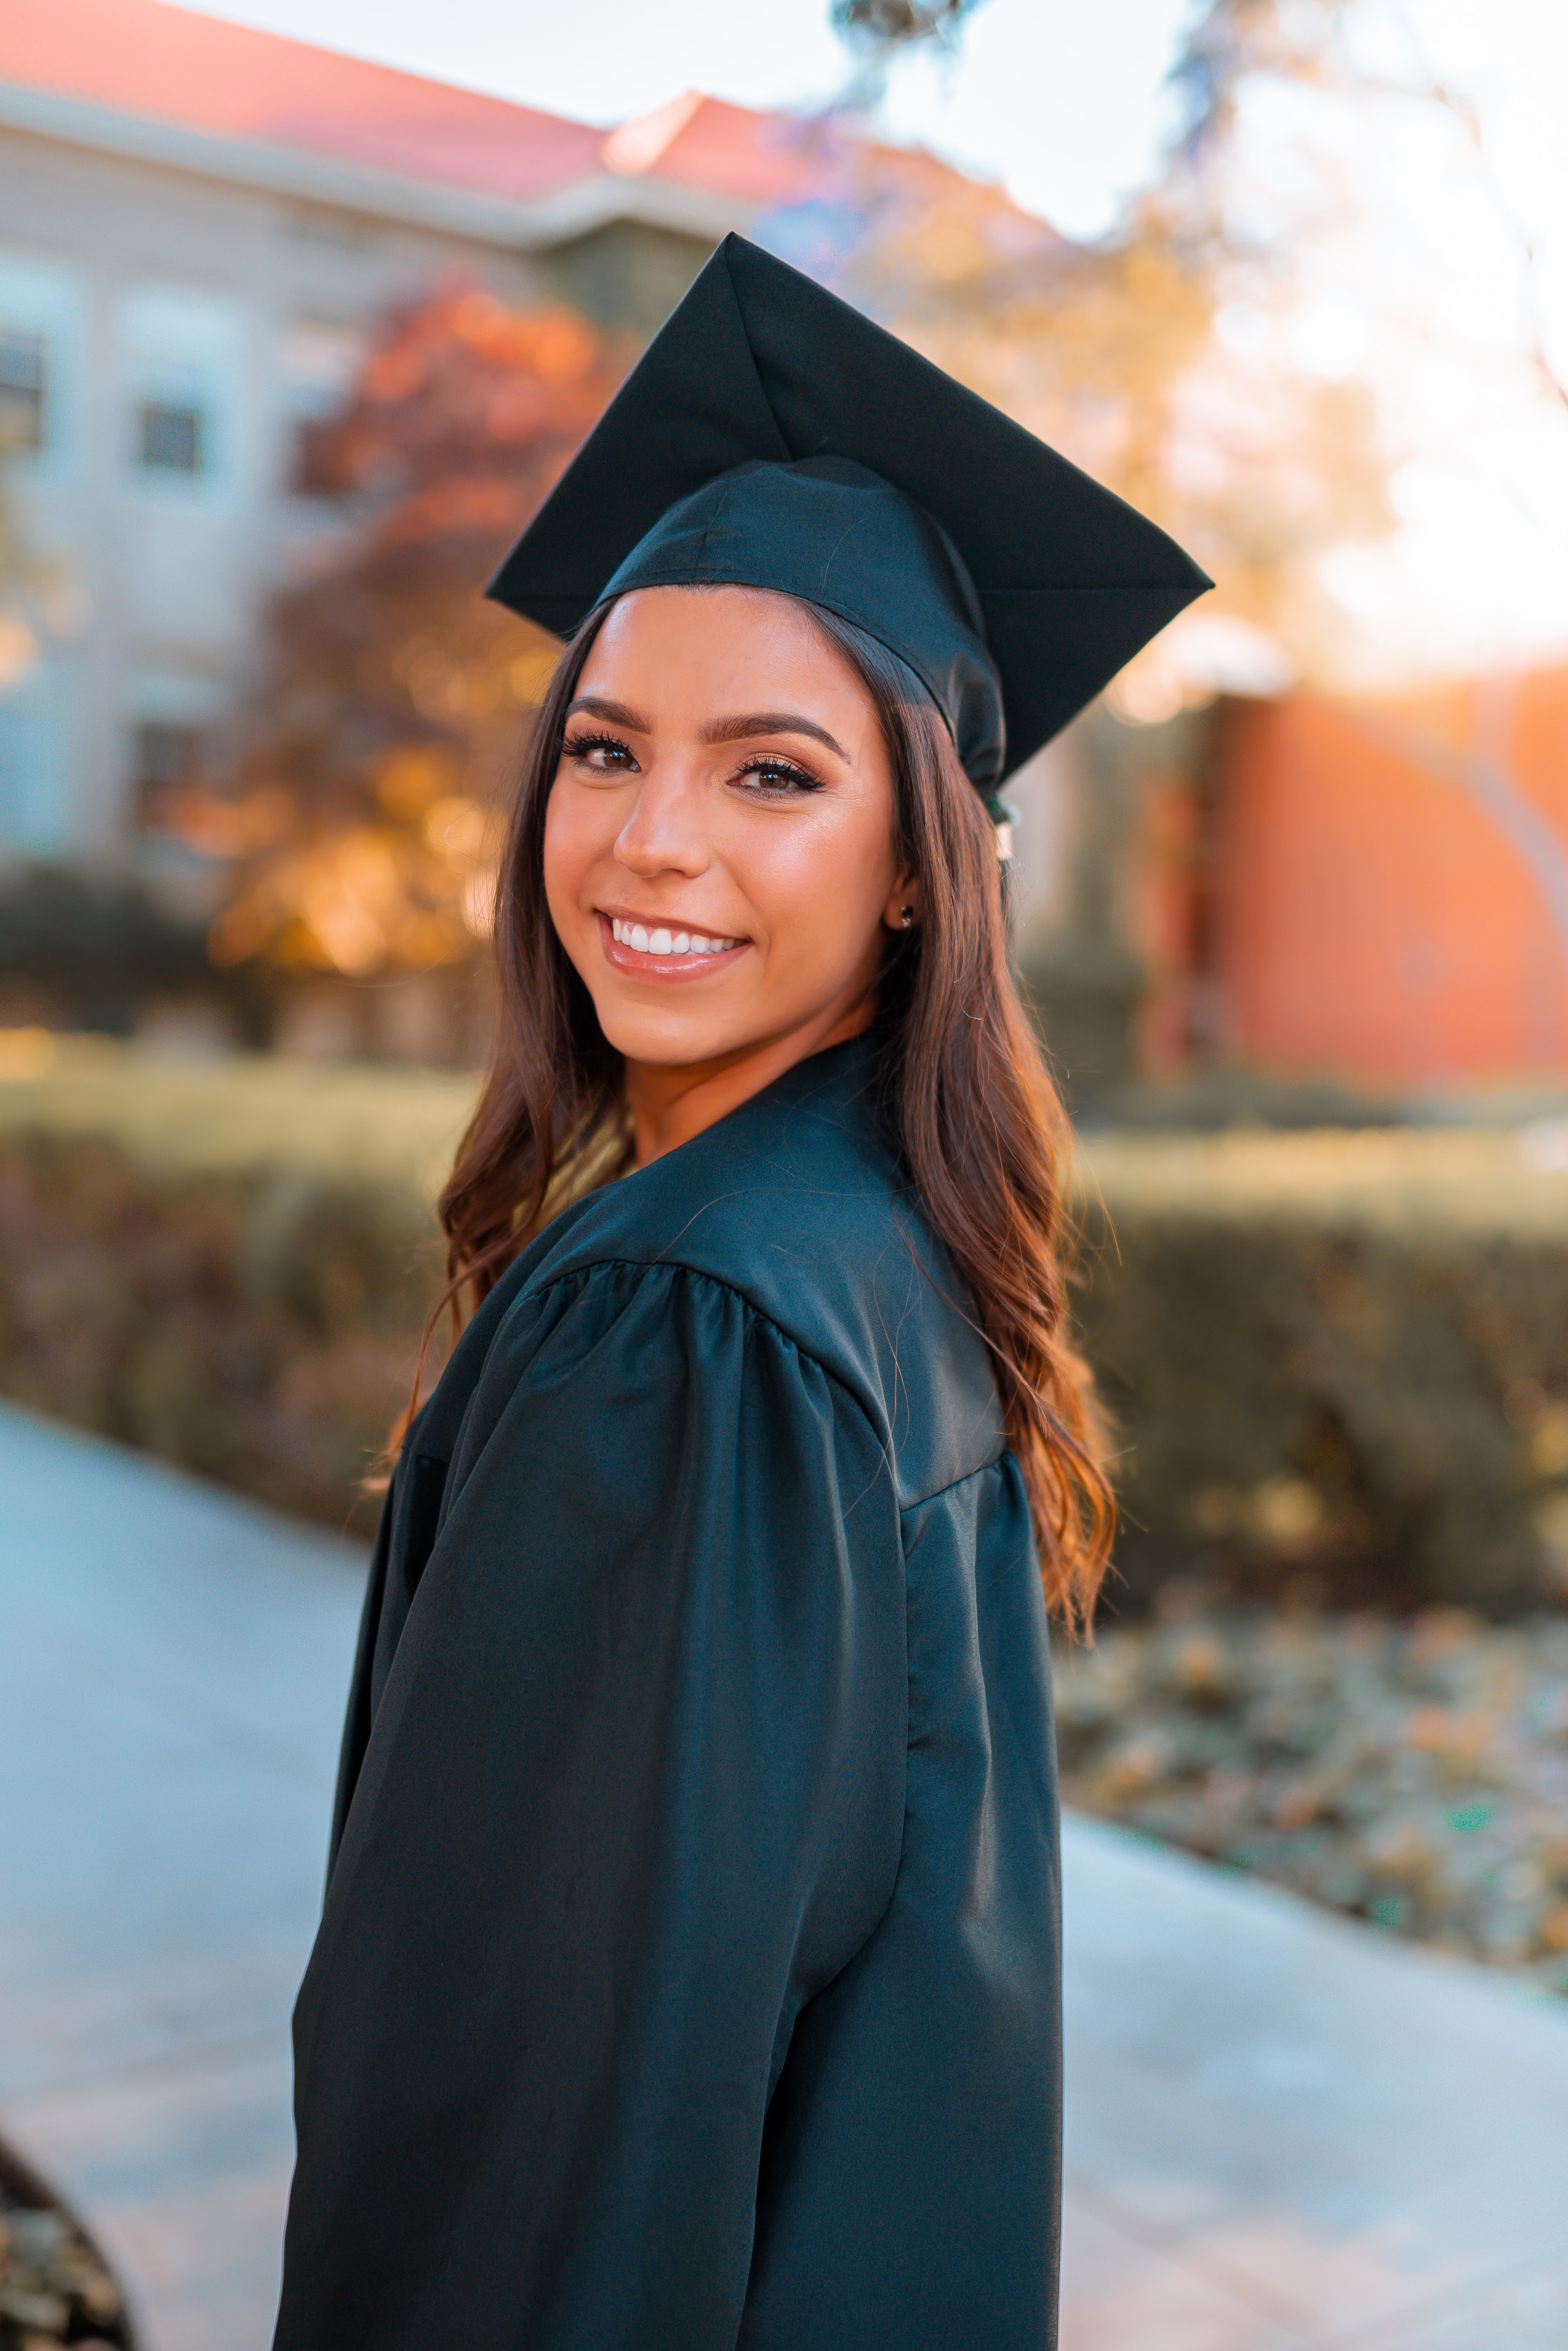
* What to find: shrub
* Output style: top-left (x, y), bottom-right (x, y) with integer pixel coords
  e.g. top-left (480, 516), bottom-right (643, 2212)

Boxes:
top-left (3, 1042), bottom-right (1567, 1609)
top-left (0, 1036), bottom-right (472, 1525)
top-left (0, 863), bottom-right (267, 1040)
top-left (1078, 1127), bottom-right (1568, 1613)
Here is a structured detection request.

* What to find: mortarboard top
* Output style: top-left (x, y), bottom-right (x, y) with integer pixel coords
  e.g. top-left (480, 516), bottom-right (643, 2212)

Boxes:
top-left (488, 234), bottom-right (1210, 793)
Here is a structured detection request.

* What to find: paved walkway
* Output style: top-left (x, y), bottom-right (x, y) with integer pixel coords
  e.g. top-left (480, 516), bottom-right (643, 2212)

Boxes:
top-left (2, 1402), bottom-right (1566, 2351)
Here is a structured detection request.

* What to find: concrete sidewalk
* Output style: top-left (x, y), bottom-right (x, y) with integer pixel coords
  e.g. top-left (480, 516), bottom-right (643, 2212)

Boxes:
top-left (0, 1405), bottom-right (361, 2351)
top-left (1, 1400), bottom-right (1566, 2350)
top-left (1061, 1831), bottom-right (1568, 2348)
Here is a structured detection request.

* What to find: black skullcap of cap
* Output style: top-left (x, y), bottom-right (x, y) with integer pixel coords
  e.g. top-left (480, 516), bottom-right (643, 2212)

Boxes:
top-left (488, 233), bottom-right (1211, 791)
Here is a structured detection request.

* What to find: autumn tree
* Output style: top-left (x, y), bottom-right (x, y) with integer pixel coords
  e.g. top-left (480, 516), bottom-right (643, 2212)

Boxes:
top-left (839, 0), bottom-right (1409, 708)
top-left (829, 0), bottom-right (1541, 1088)
top-left (830, 0), bottom-right (989, 99)
top-left (194, 286), bottom-right (624, 1002)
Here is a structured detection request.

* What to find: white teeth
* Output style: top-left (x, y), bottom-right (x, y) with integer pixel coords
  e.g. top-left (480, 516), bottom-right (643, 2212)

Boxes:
top-left (610, 918), bottom-right (740, 957)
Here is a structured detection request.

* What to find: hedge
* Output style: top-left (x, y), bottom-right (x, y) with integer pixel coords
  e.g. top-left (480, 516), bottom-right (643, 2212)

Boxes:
top-left (1, 1034), bottom-right (1566, 1609)
top-left (1076, 1127), bottom-right (1568, 1613)
top-left (0, 1033), bottom-right (472, 1527)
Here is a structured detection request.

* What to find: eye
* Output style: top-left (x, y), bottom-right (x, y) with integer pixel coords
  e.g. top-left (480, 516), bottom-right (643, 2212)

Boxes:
top-left (733, 753), bottom-right (824, 797)
top-left (563, 730), bottom-right (638, 774)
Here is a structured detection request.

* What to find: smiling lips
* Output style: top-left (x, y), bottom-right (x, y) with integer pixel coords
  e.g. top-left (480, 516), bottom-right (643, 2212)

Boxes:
top-left (600, 912), bottom-right (748, 974)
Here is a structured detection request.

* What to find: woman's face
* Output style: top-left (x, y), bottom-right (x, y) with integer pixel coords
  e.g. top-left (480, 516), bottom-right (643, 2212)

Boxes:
top-left (544, 584), bottom-right (912, 1074)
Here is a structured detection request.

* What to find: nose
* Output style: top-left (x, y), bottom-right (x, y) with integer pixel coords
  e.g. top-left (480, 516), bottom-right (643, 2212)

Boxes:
top-left (612, 757), bottom-right (711, 880)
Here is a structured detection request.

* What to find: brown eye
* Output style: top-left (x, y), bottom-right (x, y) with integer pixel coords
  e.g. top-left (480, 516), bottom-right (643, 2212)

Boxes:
top-left (737, 757), bottom-right (822, 795)
top-left (564, 732), bottom-right (636, 771)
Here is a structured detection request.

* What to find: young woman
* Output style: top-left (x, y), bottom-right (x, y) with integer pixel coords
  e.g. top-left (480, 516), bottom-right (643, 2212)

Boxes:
top-left (273, 238), bottom-right (1207, 2351)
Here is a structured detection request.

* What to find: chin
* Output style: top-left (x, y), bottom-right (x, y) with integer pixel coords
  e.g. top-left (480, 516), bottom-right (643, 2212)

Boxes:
top-left (591, 1003), bottom-right (742, 1066)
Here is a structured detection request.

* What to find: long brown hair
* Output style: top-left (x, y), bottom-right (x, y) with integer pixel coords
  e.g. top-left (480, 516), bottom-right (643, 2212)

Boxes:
top-left (427, 592), bottom-right (1114, 1632)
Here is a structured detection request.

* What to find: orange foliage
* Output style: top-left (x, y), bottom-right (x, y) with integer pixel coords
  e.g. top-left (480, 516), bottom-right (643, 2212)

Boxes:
top-left (838, 0), bottom-right (1396, 697)
top-left (188, 283), bottom-right (626, 979)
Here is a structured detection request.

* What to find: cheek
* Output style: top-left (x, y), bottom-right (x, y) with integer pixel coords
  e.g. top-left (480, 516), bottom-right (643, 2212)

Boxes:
top-left (747, 796), bottom-right (897, 963)
top-left (542, 778), bottom-right (603, 932)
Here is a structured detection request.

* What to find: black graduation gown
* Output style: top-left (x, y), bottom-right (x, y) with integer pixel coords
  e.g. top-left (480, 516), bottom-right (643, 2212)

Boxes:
top-left (273, 1036), bottom-right (1062, 2351)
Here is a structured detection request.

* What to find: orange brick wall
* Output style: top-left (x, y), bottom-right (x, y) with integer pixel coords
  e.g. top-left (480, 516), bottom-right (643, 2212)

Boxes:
top-left (1211, 675), bottom-right (1568, 1083)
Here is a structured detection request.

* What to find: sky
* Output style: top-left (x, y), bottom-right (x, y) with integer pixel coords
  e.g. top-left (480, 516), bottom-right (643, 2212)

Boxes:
top-left (181, 0), bottom-right (1568, 683)
top-left (177, 0), bottom-right (1568, 258)
top-left (169, 0), bottom-right (1204, 240)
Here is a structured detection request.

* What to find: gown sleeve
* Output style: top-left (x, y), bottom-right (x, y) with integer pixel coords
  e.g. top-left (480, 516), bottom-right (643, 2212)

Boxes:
top-left (272, 1259), bottom-right (909, 2351)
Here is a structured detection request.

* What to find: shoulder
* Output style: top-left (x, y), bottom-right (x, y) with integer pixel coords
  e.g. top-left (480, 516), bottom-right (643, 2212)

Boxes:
top-left (499, 1040), bottom-right (1003, 1502)
top-left (527, 1039), bottom-right (897, 1320)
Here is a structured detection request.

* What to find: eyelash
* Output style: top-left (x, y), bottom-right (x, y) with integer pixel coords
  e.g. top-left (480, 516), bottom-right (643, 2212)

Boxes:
top-left (561, 730), bottom-right (635, 768)
top-left (561, 731), bottom-right (825, 796)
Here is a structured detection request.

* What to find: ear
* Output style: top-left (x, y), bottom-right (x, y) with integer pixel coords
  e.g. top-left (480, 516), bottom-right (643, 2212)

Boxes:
top-left (881, 870), bottom-right (920, 934)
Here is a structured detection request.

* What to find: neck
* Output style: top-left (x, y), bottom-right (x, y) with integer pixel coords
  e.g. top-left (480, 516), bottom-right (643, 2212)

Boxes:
top-left (624, 997), bottom-right (874, 1166)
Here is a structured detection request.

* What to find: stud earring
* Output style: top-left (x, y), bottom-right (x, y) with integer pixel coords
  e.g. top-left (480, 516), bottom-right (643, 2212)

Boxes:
top-left (899, 905), bottom-right (916, 927)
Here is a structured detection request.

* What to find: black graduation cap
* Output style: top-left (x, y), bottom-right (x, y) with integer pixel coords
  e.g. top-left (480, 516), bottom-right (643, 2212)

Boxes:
top-left (488, 234), bottom-right (1210, 792)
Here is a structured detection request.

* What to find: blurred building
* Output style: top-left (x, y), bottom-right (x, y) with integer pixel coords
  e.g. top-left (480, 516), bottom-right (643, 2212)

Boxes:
top-left (0, 0), bottom-right (850, 858)
top-left (1205, 671), bottom-right (1568, 1085)
top-left (1040, 669), bottom-right (1568, 1097)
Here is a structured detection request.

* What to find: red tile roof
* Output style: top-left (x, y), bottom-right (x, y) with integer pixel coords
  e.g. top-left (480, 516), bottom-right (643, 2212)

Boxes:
top-left (1, 0), bottom-right (1048, 246)
top-left (1, 0), bottom-right (605, 202)
top-left (605, 91), bottom-right (835, 210)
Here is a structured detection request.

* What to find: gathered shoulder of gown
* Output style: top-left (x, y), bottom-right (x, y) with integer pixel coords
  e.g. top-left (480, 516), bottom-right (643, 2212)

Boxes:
top-left (273, 1034), bottom-right (1062, 2351)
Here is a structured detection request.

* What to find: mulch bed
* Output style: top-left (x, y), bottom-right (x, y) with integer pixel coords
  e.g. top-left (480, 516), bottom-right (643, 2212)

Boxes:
top-left (0, 2140), bottom-right (132, 2350)
top-left (1057, 1592), bottom-right (1568, 1996)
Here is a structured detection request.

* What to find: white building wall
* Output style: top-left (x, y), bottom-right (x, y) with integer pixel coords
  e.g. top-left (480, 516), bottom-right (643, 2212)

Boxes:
top-left (0, 120), bottom-right (540, 856)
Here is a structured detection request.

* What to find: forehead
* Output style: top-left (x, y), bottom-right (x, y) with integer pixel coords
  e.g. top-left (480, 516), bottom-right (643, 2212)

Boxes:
top-left (582, 585), bottom-right (871, 708)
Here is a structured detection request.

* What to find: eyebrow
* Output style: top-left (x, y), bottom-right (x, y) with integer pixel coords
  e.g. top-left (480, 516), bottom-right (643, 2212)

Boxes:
top-left (564, 695), bottom-right (849, 763)
top-left (700, 711), bottom-right (848, 760)
top-left (565, 695), bottom-right (652, 731)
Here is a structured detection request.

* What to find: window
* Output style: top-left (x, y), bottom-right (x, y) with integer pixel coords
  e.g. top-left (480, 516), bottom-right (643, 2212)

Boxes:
top-left (119, 286), bottom-right (243, 497)
top-left (0, 257), bottom-right (83, 478)
top-left (277, 316), bottom-right (366, 427)
top-left (277, 316), bottom-right (366, 493)
top-left (0, 329), bottom-right (45, 453)
top-left (140, 400), bottom-right (203, 474)
top-left (133, 718), bottom-right (203, 829)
